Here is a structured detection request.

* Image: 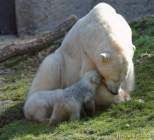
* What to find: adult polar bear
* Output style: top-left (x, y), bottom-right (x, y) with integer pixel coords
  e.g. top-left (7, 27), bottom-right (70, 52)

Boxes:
top-left (28, 3), bottom-right (135, 106)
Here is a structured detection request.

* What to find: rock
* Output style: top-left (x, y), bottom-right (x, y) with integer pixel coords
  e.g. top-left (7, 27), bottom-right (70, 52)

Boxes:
top-left (0, 68), bottom-right (14, 75)
top-left (138, 99), bottom-right (144, 104)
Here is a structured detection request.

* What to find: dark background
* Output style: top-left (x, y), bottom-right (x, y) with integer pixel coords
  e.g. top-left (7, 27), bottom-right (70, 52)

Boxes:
top-left (0, 0), bottom-right (17, 35)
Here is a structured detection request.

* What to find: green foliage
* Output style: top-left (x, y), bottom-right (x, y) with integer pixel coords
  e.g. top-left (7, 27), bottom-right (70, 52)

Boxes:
top-left (0, 17), bottom-right (154, 140)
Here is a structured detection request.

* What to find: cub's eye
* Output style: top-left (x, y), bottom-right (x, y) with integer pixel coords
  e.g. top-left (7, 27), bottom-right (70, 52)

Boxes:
top-left (113, 79), bottom-right (119, 83)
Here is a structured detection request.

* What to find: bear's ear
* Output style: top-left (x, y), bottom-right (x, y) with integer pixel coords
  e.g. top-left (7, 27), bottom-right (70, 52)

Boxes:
top-left (132, 45), bottom-right (136, 51)
top-left (100, 52), bottom-right (111, 62)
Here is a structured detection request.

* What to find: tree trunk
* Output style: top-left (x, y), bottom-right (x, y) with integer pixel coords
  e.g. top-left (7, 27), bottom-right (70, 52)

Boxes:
top-left (0, 15), bottom-right (78, 63)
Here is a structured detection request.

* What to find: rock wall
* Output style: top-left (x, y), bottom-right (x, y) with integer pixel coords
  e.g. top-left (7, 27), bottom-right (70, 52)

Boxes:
top-left (15, 0), bottom-right (154, 36)
top-left (15, 0), bottom-right (93, 36)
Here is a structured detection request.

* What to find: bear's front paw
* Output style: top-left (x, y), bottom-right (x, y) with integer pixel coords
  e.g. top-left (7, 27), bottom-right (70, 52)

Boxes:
top-left (113, 90), bottom-right (131, 104)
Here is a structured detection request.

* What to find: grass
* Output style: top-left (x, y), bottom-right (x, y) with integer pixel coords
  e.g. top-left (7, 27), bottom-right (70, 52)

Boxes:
top-left (0, 17), bottom-right (154, 140)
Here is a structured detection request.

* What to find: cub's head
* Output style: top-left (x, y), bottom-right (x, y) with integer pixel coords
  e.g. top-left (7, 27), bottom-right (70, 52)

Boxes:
top-left (81, 70), bottom-right (102, 91)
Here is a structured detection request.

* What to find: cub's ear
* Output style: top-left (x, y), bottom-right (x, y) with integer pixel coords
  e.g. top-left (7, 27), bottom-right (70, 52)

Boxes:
top-left (90, 76), bottom-right (101, 85)
top-left (100, 52), bottom-right (111, 62)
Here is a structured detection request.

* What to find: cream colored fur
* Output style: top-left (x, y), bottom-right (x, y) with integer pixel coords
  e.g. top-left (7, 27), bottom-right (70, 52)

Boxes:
top-left (28, 3), bottom-right (135, 106)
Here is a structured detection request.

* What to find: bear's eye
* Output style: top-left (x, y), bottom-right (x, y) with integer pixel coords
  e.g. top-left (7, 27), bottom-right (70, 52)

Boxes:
top-left (100, 52), bottom-right (112, 63)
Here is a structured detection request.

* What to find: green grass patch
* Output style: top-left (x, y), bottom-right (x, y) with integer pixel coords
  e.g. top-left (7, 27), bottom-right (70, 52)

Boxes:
top-left (0, 17), bottom-right (154, 140)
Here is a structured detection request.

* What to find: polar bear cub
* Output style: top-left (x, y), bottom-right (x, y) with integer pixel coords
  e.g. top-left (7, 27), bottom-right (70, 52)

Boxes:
top-left (24, 70), bottom-right (101, 125)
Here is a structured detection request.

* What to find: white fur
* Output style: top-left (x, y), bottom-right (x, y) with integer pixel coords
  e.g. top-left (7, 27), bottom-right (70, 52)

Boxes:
top-left (28, 3), bottom-right (135, 105)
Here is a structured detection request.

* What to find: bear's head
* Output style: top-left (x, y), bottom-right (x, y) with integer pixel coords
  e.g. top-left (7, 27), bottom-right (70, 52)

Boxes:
top-left (95, 48), bottom-right (135, 95)
top-left (82, 35), bottom-right (135, 95)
